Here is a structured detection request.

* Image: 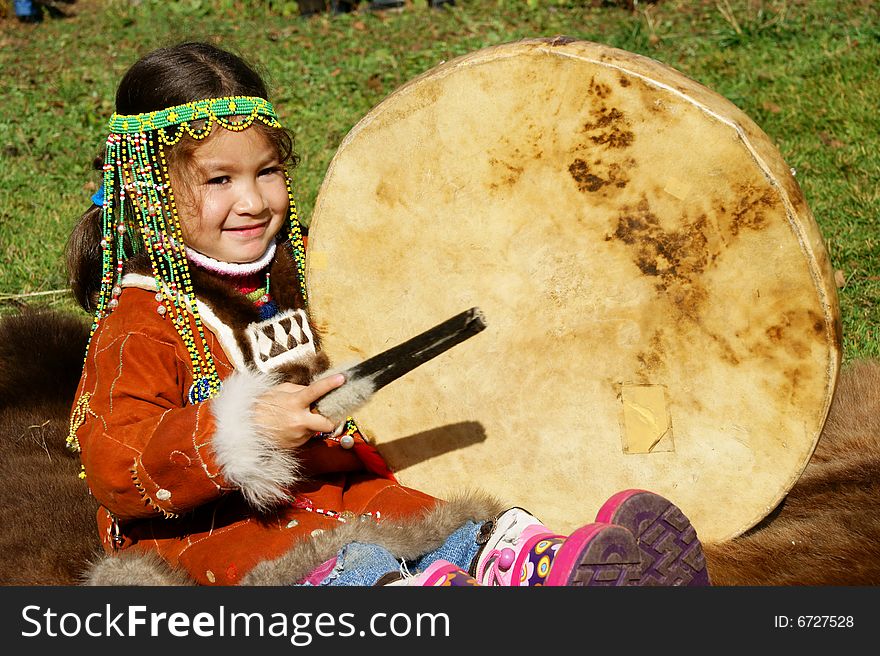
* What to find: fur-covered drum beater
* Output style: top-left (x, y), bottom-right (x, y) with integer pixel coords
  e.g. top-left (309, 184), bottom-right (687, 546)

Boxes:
top-left (304, 38), bottom-right (841, 543)
top-left (315, 307), bottom-right (487, 424)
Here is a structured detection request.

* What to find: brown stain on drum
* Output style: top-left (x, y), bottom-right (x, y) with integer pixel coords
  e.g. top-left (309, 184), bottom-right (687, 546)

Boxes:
top-left (612, 199), bottom-right (714, 294)
top-left (568, 94), bottom-right (635, 196)
top-left (588, 77), bottom-right (612, 100)
top-left (569, 159), bottom-right (605, 192)
top-left (489, 157), bottom-right (524, 186)
top-left (345, 344), bottom-right (368, 358)
top-left (582, 106), bottom-right (634, 150)
top-left (610, 183), bottom-right (776, 291)
top-left (612, 189), bottom-right (829, 384)
top-left (758, 309), bottom-right (828, 361)
top-left (720, 183), bottom-right (775, 236)
top-left (631, 76), bottom-right (669, 114)
top-left (611, 197), bottom-right (758, 373)
top-left (485, 126), bottom-right (546, 193)
top-left (568, 158), bottom-right (630, 193)
top-left (636, 330), bottom-right (667, 378)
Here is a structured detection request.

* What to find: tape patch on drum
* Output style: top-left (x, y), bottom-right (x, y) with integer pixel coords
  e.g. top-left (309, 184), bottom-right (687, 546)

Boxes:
top-left (619, 384), bottom-right (674, 454)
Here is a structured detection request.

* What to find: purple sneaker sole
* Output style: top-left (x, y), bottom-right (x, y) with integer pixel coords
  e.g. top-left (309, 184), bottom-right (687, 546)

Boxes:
top-left (596, 489), bottom-right (711, 586)
top-left (545, 523), bottom-right (642, 586)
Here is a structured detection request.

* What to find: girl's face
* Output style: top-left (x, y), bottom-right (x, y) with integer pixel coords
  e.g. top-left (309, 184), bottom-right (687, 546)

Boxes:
top-left (173, 128), bottom-right (289, 264)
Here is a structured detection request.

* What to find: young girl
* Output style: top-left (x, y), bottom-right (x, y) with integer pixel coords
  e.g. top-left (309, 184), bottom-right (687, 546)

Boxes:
top-left (67, 41), bottom-right (711, 587)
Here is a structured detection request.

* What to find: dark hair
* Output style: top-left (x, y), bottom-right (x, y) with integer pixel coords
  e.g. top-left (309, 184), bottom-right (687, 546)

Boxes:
top-left (67, 42), bottom-right (296, 312)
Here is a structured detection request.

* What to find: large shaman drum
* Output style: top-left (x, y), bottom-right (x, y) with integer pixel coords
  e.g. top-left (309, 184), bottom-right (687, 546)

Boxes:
top-left (305, 38), bottom-right (841, 542)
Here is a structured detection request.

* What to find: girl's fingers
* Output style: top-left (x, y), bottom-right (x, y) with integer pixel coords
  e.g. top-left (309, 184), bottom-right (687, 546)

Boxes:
top-left (306, 413), bottom-right (338, 435)
top-left (301, 373), bottom-right (346, 406)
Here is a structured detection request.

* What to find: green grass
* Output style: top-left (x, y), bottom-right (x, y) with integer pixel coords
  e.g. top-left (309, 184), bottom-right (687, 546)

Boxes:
top-left (0, 0), bottom-right (877, 361)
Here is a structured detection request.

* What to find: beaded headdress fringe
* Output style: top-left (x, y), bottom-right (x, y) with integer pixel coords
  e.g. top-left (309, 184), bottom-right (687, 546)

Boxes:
top-left (87, 96), bottom-right (308, 404)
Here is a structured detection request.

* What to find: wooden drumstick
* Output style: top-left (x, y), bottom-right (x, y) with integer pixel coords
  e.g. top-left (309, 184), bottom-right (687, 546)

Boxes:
top-left (314, 307), bottom-right (487, 423)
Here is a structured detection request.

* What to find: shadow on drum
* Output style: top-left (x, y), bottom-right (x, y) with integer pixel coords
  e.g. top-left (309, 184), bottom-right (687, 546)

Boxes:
top-left (376, 421), bottom-right (487, 471)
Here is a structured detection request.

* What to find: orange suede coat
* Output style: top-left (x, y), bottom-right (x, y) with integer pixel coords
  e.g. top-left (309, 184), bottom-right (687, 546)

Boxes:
top-left (70, 248), bottom-right (438, 585)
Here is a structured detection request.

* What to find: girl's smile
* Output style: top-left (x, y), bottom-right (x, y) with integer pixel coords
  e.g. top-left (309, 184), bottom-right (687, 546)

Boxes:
top-left (223, 221), bottom-right (270, 239)
top-left (173, 127), bottom-right (289, 264)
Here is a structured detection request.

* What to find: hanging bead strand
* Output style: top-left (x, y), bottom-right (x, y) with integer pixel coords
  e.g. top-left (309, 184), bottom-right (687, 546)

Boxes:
top-left (284, 172), bottom-right (308, 306)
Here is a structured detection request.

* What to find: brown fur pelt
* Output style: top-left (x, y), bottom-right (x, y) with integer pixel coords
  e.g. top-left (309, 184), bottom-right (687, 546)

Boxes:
top-left (2, 304), bottom-right (879, 586)
top-left (704, 358), bottom-right (880, 585)
top-left (0, 306), bottom-right (102, 585)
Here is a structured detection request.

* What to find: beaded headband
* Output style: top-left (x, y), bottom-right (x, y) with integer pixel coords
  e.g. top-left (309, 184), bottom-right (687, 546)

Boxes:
top-left (88, 95), bottom-right (308, 404)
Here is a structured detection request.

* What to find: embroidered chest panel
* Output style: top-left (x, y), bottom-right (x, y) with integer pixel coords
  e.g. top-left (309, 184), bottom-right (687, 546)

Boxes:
top-left (245, 309), bottom-right (316, 374)
top-left (116, 274), bottom-right (321, 379)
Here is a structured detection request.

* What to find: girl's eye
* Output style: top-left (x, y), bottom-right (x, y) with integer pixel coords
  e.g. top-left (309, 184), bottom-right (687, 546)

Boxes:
top-left (207, 176), bottom-right (230, 185)
top-left (259, 167), bottom-right (282, 177)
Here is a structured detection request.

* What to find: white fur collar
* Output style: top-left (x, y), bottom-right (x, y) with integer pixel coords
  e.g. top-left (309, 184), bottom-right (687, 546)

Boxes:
top-left (185, 241), bottom-right (276, 276)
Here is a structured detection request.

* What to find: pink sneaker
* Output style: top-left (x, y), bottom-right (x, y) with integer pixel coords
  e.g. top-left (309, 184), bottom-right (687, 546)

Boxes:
top-left (596, 489), bottom-right (711, 586)
top-left (472, 508), bottom-right (644, 586)
top-left (543, 522), bottom-right (643, 586)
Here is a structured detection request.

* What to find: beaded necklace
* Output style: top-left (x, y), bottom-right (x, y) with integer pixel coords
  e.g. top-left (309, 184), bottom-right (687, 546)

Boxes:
top-left (84, 96), bottom-right (309, 405)
top-left (187, 243), bottom-right (279, 320)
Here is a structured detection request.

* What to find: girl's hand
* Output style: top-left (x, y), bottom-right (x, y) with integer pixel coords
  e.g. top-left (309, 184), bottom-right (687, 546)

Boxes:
top-left (252, 374), bottom-right (346, 449)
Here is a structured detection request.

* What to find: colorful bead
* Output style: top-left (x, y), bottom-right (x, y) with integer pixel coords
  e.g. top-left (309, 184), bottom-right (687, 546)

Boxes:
top-left (66, 393), bottom-right (91, 453)
top-left (292, 496), bottom-right (380, 524)
top-left (187, 377), bottom-right (213, 404)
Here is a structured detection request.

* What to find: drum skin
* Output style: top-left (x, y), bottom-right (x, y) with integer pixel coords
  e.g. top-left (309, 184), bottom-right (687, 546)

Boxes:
top-left (305, 38), bottom-right (841, 542)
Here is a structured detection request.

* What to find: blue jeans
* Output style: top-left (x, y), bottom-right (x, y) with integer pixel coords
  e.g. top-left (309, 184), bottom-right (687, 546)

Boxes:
top-left (305, 521), bottom-right (482, 586)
